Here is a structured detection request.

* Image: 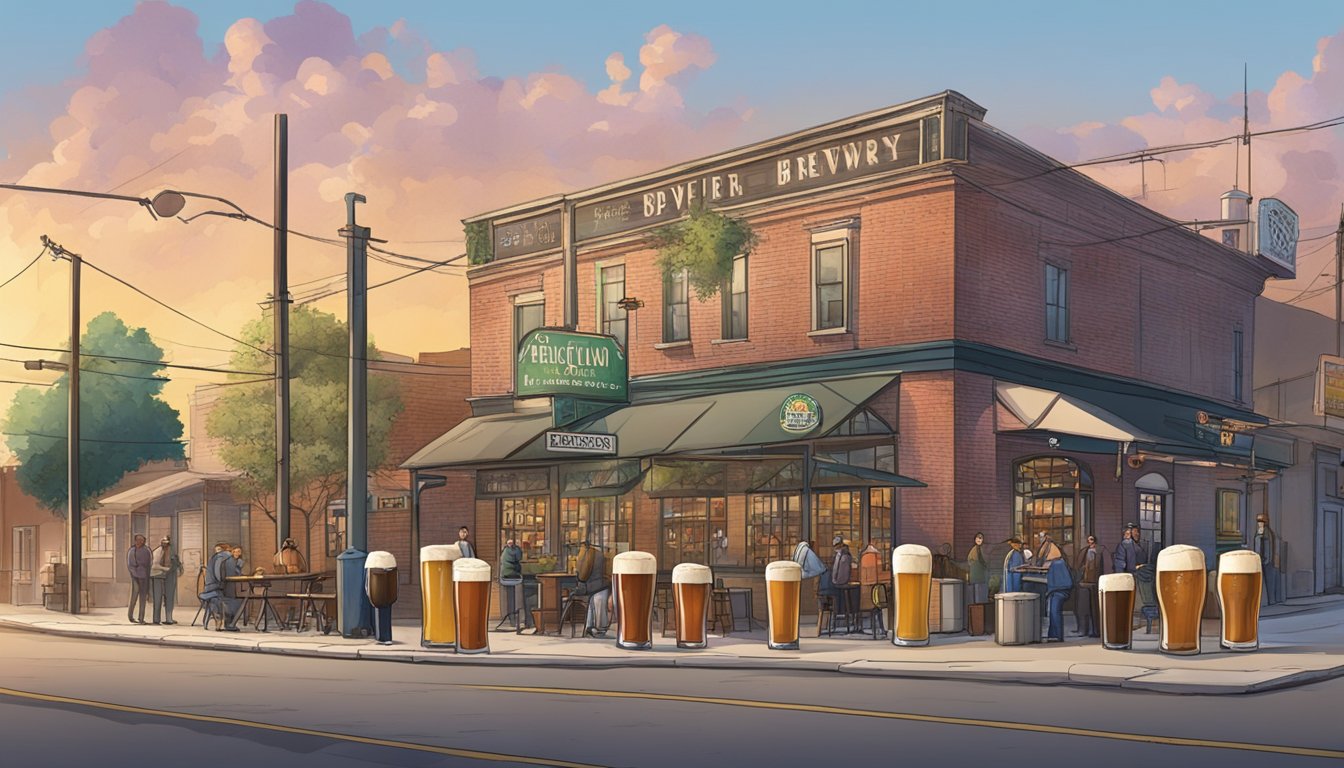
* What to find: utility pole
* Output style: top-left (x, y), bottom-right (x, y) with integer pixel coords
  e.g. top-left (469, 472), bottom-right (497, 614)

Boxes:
top-left (41, 235), bottom-right (82, 614)
top-left (337, 192), bottom-right (373, 638)
top-left (1336, 204), bottom-right (1344, 358)
top-left (274, 114), bottom-right (291, 555)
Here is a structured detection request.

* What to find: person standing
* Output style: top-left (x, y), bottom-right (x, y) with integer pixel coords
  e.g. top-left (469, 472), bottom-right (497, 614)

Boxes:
top-left (1073, 535), bottom-right (1106, 637)
top-left (1113, 523), bottom-right (1147, 574)
top-left (1001, 537), bottom-right (1026, 593)
top-left (499, 537), bottom-right (532, 630)
top-left (1254, 514), bottom-right (1281, 606)
top-left (830, 535), bottom-right (854, 624)
top-left (457, 526), bottom-right (475, 559)
top-left (150, 536), bottom-right (183, 625)
top-left (1043, 557), bottom-right (1074, 643)
top-left (1033, 531), bottom-right (1063, 566)
top-left (126, 534), bottom-right (152, 624)
top-left (966, 532), bottom-right (989, 604)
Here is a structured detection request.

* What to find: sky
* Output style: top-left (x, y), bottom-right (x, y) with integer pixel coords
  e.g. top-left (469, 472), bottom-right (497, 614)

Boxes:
top-left (1, 0), bottom-right (1343, 456)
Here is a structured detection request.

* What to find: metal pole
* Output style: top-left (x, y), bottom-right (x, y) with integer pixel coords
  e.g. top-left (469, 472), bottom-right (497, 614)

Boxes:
top-left (275, 113), bottom-right (291, 554)
top-left (68, 250), bottom-right (82, 615)
top-left (1337, 204), bottom-right (1344, 358)
top-left (337, 192), bottom-right (372, 638)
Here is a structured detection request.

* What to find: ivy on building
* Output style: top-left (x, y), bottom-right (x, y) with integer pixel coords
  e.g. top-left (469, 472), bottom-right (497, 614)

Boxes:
top-left (649, 203), bottom-right (757, 300)
top-left (466, 221), bottom-right (492, 265)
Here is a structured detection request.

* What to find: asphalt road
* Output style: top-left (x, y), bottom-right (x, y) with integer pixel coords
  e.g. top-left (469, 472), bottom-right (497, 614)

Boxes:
top-left (0, 626), bottom-right (1341, 768)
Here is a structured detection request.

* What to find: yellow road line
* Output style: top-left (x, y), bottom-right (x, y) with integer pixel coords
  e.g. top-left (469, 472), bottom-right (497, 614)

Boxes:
top-left (0, 685), bottom-right (608, 768)
top-left (464, 684), bottom-right (1344, 761)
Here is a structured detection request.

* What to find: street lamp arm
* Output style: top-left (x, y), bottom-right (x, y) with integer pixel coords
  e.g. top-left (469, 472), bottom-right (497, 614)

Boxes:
top-left (167, 190), bottom-right (249, 219)
top-left (2, 182), bottom-right (154, 212)
top-left (178, 210), bottom-right (250, 225)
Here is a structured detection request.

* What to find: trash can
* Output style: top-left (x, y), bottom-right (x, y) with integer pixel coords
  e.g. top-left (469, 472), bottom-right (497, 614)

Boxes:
top-left (929, 578), bottom-right (965, 633)
top-left (994, 592), bottom-right (1041, 646)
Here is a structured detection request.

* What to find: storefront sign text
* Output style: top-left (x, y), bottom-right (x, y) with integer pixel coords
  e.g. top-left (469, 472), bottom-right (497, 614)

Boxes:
top-left (516, 329), bottom-right (628, 402)
top-left (545, 431), bottom-right (618, 455)
top-left (780, 393), bottom-right (822, 434)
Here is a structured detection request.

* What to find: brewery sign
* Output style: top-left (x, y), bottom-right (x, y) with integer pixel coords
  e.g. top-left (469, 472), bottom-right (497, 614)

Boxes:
top-left (1314, 354), bottom-right (1344, 419)
top-left (779, 393), bottom-right (822, 434)
top-left (516, 329), bottom-right (628, 402)
top-left (494, 210), bottom-right (562, 261)
top-left (545, 431), bottom-right (618, 455)
top-left (1257, 198), bottom-right (1298, 276)
top-left (376, 495), bottom-right (408, 511)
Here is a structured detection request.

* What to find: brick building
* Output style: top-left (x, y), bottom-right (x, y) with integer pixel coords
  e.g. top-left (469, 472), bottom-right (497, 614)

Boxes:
top-left (406, 91), bottom-right (1291, 619)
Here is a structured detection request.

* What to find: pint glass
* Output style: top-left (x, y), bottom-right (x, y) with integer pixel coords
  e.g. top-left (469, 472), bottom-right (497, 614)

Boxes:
top-left (453, 558), bottom-right (491, 654)
top-left (365, 551), bottom-right (398, 645)
top-left (1098, 573), bottom-right (1135, 650)
top-left (420, 544), bottom-right (461, 648)
top-left (1218, 550), bottom-right (1262, 652)
top-left (892, 544), bottom-right (932, 647)
top-left (672, 563), bottom-right (712, 649)
top-left (1156, 545), bottom-right (1207, 655)
top-left (765, 560), bottom-right (801, 651)
top-left (613, 551), bottom-right (657, 650)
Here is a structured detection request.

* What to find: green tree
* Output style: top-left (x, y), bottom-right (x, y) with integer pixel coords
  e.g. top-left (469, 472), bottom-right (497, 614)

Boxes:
top-left (207, 305), bottom-right (403, 559)
top-left (2, 311), bottom-right (184, 515)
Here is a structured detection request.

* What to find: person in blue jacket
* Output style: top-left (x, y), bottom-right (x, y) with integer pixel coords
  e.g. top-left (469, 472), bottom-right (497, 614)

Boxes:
top-left (1044, 557), bottom-right (1074, 642)
top-left (1001, 537), bottom-right (1025, 593)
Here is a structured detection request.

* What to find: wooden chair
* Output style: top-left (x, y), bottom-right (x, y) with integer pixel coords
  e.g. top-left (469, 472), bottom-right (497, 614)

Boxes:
top-left (815, 593), bottom-right (836, 637)
top-left (192, 565), bottom-right (224, 630)
top-left (286, 575), bottom-right (335, 634)
top-left (557, 588), bottom-right (590, 637)
top-left (865, 583), bottom-right (889, 639)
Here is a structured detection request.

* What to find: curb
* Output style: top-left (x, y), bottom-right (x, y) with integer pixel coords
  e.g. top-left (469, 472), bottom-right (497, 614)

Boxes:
top-left (5, 617), bottom-right (1342, 695)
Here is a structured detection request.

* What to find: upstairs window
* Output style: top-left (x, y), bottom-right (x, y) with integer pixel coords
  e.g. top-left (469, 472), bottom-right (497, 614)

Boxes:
top-left (1045, 263), bottom-right (1070, 343)
top-left (599, 264), bottom-right (628, 350)
top-left (722, 254), bottom-right (748, 340)
top-left (663, 268), bottom-right (690, 343)
top-left (813, 241), bottom-right (849, 331)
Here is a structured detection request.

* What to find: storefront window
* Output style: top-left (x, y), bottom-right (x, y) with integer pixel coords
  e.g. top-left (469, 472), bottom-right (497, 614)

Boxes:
top-left (500, 497), bottom-right (549, 563)
top-left (869, 487), bottom-right (892, 568)
top-left (812, 491), bottom-right (861, 551)
top-left (1013, 456), bottom-right (1092, 558)
top-left (660, 497), bottom-right (728, 568)
top-left (748, 494), bottom-right (800, 570)
top-left (561, 497), bottom-right (632, 572)
top-left (83, 515), bottom-right (113, 553)
top-left (1217, 489), bottom-right (1242, 539)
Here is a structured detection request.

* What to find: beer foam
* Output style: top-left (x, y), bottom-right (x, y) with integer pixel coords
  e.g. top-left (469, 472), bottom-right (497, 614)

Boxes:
top-left (612, 551), bottom-right (657, 575)
top-left (420, 544), bottom-right (462, 562)
top-left (365, 551), bottom-right (396, 570)
top-left (672, 563), bottom-right (712, 584)
top-left (453, 557), bottom-right (491, 582)
top-left (1156, 544), bottom-right (1206, 572)
top-left (892, 544), bottom-right (932, 574)
top-left (765, 560), bottom-right (802, 581)
top-left (1098, 573), bottom-right (1134, 591)
top-left (1218, 549), bottom-right (1262, 575)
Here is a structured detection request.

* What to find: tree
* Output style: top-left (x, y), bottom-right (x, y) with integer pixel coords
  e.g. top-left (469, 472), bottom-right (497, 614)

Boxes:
top-left (207, 305), bottom-right (403, 559)
top-left (2, 311), bottom-right (184, 515)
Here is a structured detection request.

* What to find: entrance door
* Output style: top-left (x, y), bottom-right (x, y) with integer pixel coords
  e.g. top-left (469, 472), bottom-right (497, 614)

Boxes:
top-left (11, 527), bottom-right (36, 604)
top-left (1325, 507), bottom-right (1341, 592)
top-left (178, 511), bottom-right (204, 605)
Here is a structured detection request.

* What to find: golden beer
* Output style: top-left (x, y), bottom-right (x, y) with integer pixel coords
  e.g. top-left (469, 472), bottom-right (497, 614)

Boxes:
top-left (892, 544), bottom-right (932, 647)
top-left (1218, 550), bottom-right (1262, 651)
top-left (420, 544), bottom-right (462, 648)
top-left (453, 558), bottom-right (491, 654)
top-left (765, 560), bottom-right (801, 650)
top-left (1098, 573), bottom-right (1135, 650)
top-left (1156, 545), bottom-right (1207, 655)
top-left (613, 551), bottom-right (657, 650)
top-left (672, 563), bottom-right (712, 650)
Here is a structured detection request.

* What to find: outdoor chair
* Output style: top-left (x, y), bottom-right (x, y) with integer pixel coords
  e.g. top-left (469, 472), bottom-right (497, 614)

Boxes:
top-left (286, 575), bottom-right (334, 634)
top-left (191, 565), bottom-right (224, 630)
top-left (557, 588), bottom-right (590, 638)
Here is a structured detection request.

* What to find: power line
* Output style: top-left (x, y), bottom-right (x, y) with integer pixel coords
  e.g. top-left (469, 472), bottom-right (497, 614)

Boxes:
top-left (0, 356), bottom-right (169, 382)
top-left (297, 253), bottom-right (468, 304)
top-left (0, 379), bottom-right (54, 387)
top-left (1, 430), bottom-right (184, 446)
top-left (0, 247), bottom-right (46, 291)
top-left (0, 341), bottom-right (272, 376)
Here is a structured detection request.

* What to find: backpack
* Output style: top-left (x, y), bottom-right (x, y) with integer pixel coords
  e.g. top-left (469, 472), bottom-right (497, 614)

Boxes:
top-left (576, 546), bottom-right (596, 582)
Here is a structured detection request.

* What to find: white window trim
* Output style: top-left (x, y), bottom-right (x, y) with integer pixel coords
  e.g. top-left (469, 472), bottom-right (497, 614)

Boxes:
top-left (811, 230), bottom-right (853, 333)
top-left (595, 261), bottom-right (628, 345)
top-left (663, 267), bottom-right (690, 344)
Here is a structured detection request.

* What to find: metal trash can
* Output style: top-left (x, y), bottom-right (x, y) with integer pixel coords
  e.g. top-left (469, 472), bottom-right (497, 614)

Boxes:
top-left (929, 578), bottom-right (965, 633)
top-left (994, 592), bottom-right (1041, 646)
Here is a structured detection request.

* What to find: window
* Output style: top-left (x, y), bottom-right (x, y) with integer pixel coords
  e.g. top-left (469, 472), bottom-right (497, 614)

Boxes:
top-left (921, 114), bottom-right (942, 163)
top-left (1045, 264), bottom-right (1069, 343)
top-left (1217, 489), bottom-right (1243, 539)
top-left (869, 488), bottom-right (892, 569)
top-left (500, 496), bottom-right (549, 563)
top-left (722, 254), bottom-right (748, 340)
top-left (561, 497), bottom-right (631, 572)
top-left (663, 268), bottom-right (689, 343)
top-left (12, 527), bottom-right (35, 586)
top-left (83, 515), bottom-right (113, 553)
top-left (1013, 456), bottom-right (1093, 556)
top-left (748, 494), bottom-right (801, 570)
top-left (1233, 329), bottom-right (1244, 402)
top-left (513, 299), bottom-right (544, 352)
top-left (813, 241), bottom-right (848, 330)
top-left (599, 265), bottom-right (628, 349)
top-left (812, 491), bottom-right (861, 553)
top-left (660, 497), bottom-right (728, 567)
top-left (1138, 492), bottom-right (1165, 553)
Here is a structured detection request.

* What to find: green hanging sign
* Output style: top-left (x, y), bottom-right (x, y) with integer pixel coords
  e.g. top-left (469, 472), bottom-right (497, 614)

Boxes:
top-left (516, 329), bottom-right (628, 402)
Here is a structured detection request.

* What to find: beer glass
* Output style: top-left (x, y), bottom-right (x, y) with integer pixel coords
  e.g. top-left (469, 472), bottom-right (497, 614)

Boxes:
top-left (1156, 545), bottom-right (1207, 655)
top-left (613, 551), bottom-right (657, 650)
top-left (1098, 572), bottom-right (1135, 650)
top-left (765, 560), bottom-right (801, 650)
top-left (365, 551), bottom-right (398, 645)
top-left (453, 558), bottom-right (491, 654)
top-left (892, 544), bottom-right (932, 647)
top-left (1218, 549), bottom-right (1262, 652)
top-left (420, 544), bottom-right (462, 648)
top-left (672, 563), bottom-right (712, 649)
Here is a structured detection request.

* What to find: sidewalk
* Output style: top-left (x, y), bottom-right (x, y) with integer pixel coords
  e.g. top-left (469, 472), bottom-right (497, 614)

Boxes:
top-left (4, 596), bottom-right (1343, 695)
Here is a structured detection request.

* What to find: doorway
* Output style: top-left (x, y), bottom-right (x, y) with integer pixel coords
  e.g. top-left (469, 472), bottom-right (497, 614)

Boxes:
top-left (1325, 506), bottom-right (1341, 592)
top-left (11, 526), bottom-right (36, 605)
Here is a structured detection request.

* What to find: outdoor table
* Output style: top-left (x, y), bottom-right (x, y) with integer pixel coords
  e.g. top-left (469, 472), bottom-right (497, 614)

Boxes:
top-left (533, 572), bottom-right (576, 636)
top-left (225, 572), bottom-right (323, 632)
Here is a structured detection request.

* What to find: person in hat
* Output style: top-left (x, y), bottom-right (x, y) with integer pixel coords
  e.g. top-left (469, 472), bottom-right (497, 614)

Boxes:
top-left (1253, 513), bottom-right (1281, 606)
top-left (149, 535), bottom-right (183, 625)
top-left (1001, 537), bottom-right (1026, 593)
top-left (1113, 523), bottom-right (1148, 575)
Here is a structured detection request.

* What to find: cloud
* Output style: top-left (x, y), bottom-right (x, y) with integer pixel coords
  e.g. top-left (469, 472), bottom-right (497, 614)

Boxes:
top-left (0, 4), bottom-right (750, 441)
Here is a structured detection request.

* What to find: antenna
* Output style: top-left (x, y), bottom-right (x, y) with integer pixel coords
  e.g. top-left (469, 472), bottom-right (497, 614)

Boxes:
top-left (1244, 64), bottom-right (1252, 208)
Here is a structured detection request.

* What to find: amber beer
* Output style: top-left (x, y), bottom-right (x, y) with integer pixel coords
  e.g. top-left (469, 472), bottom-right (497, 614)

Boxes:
top-left (765, 560), bottom-right (801, 650)
top-left (892, 544), bottom-right (932, 647)
top-left (672, 563), bottom-right (712, 649)
top-left (453, 558), bottom-right (491, 654)
top-left (1098, 573), bottom-right (1135, 650)
top-left (420, 545), bottom-right (462, 648)
top-left (613, 551), bottom-right (657, 650)
top-left (1156, 545), bottom-right (1207, 655)
top-left (1218, 549), bottom-right (1262, 652)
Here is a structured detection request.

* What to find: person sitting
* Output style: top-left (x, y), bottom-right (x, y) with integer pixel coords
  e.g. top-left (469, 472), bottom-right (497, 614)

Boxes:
top-left (574, 541), bottom-right (611, 638)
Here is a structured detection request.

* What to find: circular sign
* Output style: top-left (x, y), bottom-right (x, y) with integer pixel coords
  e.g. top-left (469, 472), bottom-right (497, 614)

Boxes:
top-left (779, 393), bottom-right (822, 434)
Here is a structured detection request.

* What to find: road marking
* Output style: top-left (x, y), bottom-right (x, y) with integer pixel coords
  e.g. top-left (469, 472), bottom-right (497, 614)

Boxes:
top-left (464, 684), bottom-right (1344, 761)
top-left (0, 685), bottom-right (608, 768)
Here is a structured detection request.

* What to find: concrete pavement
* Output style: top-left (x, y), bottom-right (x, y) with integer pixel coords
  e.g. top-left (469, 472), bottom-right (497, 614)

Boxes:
top-left (3, 595), bottom-right (1343, 695)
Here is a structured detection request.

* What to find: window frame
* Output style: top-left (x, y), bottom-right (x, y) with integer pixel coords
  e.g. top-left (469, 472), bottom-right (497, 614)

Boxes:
top-left (597, 263), bottom-right (628, 350)
top-left (659, 496), bottom-right (729, 567)
top-left (720, 253), bottom-right (748, 341)
top-left (811, 238), bottom-right (850, 332)
top-left (662, 268), bottom-right (690, 343)
top-left (1216, 488), bottom-right (1243, 539)
top-left (1044, 262), bottom-right (1070, 344)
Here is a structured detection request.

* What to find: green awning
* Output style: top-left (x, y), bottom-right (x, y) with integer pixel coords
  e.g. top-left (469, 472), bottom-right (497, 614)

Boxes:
top-left (811, 456), bottom-right (926, 487)
top-left (402, 409), bottom-right (554, 469)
